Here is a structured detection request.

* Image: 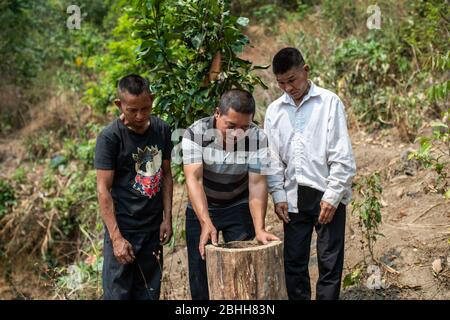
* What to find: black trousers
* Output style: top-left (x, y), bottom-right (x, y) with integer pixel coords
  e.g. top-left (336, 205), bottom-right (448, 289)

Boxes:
top-left (185, 203), bottom-right (255, 300)
top-left (284, 186), bottom-right (346, 300)
top-left (102, 229), bottom-right (162, 300)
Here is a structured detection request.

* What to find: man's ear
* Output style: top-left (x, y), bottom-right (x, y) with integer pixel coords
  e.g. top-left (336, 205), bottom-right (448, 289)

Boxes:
top-left (214, 107), bottom-right (221, 118)
top-left (303, 64), bottom-right (310, 73)
top-left (114, 99), bottom-right (122, 110)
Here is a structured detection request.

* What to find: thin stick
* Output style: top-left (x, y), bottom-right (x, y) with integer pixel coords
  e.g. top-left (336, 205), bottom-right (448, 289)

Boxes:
top-left (409, 203), bottom-right (447, 223)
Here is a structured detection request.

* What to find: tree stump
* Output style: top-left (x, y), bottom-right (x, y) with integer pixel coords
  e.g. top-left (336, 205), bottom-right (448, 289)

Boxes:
top-left (205, 240), bottom-right (287, 300)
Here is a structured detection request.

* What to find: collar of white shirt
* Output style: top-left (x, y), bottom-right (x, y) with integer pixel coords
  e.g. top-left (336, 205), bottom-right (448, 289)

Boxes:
top-left (281, 80), bottom-right (321, 108)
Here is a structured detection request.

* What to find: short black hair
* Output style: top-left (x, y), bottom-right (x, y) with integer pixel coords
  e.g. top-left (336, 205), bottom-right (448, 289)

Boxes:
top-left (117, 74), bottom-right (151, 98)
top-left (219, 89), bottom-right (255, 115)
top-left (272, 47), bottom-right (305, 75)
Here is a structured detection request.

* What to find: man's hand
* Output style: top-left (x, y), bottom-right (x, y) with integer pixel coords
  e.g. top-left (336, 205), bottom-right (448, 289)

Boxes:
top-left (112, 236), bottom-right (135, 265)
top-left (160, 219), bottom-right (173, 245)
top-left (199, 222), bottom-right (218, 260)
top-left (318, 200), bottom-right (337, 224)
top-left (255, 230), bottom-right (280, 245)
top-left (274, 202), bottom-right (290, 224)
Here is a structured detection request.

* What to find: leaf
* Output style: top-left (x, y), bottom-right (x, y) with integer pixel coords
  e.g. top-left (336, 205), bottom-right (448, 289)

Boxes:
top-left (444, 189), bottom-right (450, 199)
top-left (51, 155), bottom-right (67, 169)
top-left (236, 17), bottom-right (249, 27)
top-left (407, 151), bottom-right (417, 160)
top-left (419, 141), bottom-right (432, 153)
top-left (191, 34), bottom-right (204, 50)
top-left (343, 274), bottom-right (354, 289)
top-left (146, 0), bottom-right (155, 11)
top-left (343, 268), bottom-right (361, 289)
top-left (430, 120), bottom-right (448, 129)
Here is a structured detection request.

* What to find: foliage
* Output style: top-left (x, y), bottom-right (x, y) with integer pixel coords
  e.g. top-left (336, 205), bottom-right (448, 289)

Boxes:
top-left (55, 24), bottom-right (106, 93)
top-left (83, 11), bottom-right (145, 114)
top-left (43, 167), bottom-right (98, 238)
top-left (322, 0), bottom-right (359, 37)
top-left (334, 34), bottom-right (407, 126)
top-left (403, 0), bottom-right (449, 64)
top-left (352, 172), bottom-right (384, 262)
top-left (402, 0), bottom-right (449, 118)
top-left (83, 0), bottom-right (269, 126)
top-left (251, 4), bottom-right (284, 32)
top-left (0, 0), bottom-right (51, 85)
top-left (0, 0), bottom-right (119, 136)
top-left (129, 0), bottom-right (268, 129)
top-left (0, 0), bottom-right (114, 87)
top-left (426, 51), bottom-right (450, 115)
top-left (24, 131), bottom-right (60, 160)
top-left (0, 139), bottom-right (100, 257)
top-left (406, 0), bottom-right (449, 168)
top-left (62, 137), bottom-right (97, 169)
top-left (12, 167), bottom-right (26, 184)
top-left (409, 109), bottom-right (450, 198)
top-left (55, 251), bottom-right (103, 299)
top-left (330, 0), bottom-right (449, 139)
top-left (285, 30), bottom-right (337, 89)
top-left (343, 266), bottom-right (362, 289)
top-left (0, 179), bottom-right (16, 219)
top-left (54, 222), bottom-right (104, 299)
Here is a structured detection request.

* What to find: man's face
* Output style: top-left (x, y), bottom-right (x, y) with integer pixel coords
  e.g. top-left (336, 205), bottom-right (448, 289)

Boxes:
top-left (115, 91), bottom-right (153, 131)
top-left (276, 64), bottom-right (310, 103)
top-left (214, 107), bottom-right (253, 145)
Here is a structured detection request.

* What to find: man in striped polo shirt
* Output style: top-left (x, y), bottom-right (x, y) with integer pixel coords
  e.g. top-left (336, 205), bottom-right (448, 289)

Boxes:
top-left (182, 89), bottom-right (279, 300)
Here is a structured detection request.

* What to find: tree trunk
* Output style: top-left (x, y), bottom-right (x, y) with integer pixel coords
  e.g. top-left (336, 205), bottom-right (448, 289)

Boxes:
top-left (205, 240), bottom-right (288, 300)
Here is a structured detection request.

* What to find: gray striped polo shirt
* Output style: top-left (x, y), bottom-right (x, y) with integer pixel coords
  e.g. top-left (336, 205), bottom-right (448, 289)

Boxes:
top-left (182, 116), bottom-right (268, 209)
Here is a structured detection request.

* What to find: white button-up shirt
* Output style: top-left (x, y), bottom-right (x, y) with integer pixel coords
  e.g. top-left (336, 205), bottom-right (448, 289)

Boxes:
top-left (264, 81), bottom-right (356, 212)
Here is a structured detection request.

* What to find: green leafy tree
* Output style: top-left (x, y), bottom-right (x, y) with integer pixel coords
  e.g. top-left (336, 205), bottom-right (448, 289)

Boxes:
top-left (129, 0), bottom-right (268, 129)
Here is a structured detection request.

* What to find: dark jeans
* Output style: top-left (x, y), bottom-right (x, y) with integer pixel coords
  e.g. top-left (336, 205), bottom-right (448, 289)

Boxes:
top-left (284, 186), bottom-right (346, 300)
top-left (102, 229), bottom-right (163, 300)
top-left (186, 202), bottom-right (255, 300)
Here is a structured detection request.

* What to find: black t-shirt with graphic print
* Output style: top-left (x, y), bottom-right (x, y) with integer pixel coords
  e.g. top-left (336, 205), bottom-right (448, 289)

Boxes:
top-left (94, 116), bottom-right (173, 232)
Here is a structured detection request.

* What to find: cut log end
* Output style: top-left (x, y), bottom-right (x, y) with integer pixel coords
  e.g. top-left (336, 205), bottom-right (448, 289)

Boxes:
top-left (205, 240), bottom-right (287, 300)
top-left (209, 240), bottom-right (281, 250)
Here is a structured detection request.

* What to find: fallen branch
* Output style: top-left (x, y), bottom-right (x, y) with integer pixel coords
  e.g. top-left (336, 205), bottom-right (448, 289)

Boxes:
top-left (380, 262), bottom-right (400, 275)
top-left (385, 222), bottom-right (450, 229)
top-left (409, 203), bottom-right (447, 223)
top-left (396, 284), bottom-right (422, 290)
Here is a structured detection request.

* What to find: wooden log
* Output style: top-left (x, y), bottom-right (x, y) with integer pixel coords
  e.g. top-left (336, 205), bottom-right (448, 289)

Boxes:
top-left (205, 240), bottom-right (287, 300)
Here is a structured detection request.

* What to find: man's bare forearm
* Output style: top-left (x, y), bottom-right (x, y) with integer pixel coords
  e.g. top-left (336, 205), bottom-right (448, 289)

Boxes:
top-left (249, 173), bottom-right (268, 233)
top-left (185, 176), bottom-right (211, 226)
top-left (97, 188), bottom-right (121, 241)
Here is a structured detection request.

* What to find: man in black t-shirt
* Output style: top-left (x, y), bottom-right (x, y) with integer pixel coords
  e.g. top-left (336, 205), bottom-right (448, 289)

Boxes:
top-left (94, 74), bottom-right (173, 300)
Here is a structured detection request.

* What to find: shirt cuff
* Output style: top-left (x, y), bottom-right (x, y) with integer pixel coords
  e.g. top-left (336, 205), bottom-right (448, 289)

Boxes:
top-left (248, 165), bottom-right (262, 174)
top-left (271, 190), bottom-right (287, 204)
top-left (182, 157), bottom-right (203, 164)
top-left (321, 188), bottom-right (343, 208)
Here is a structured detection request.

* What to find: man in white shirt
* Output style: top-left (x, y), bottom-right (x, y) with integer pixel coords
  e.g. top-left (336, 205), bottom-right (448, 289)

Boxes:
top-left (264, 47), bottom-right (356, 300)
